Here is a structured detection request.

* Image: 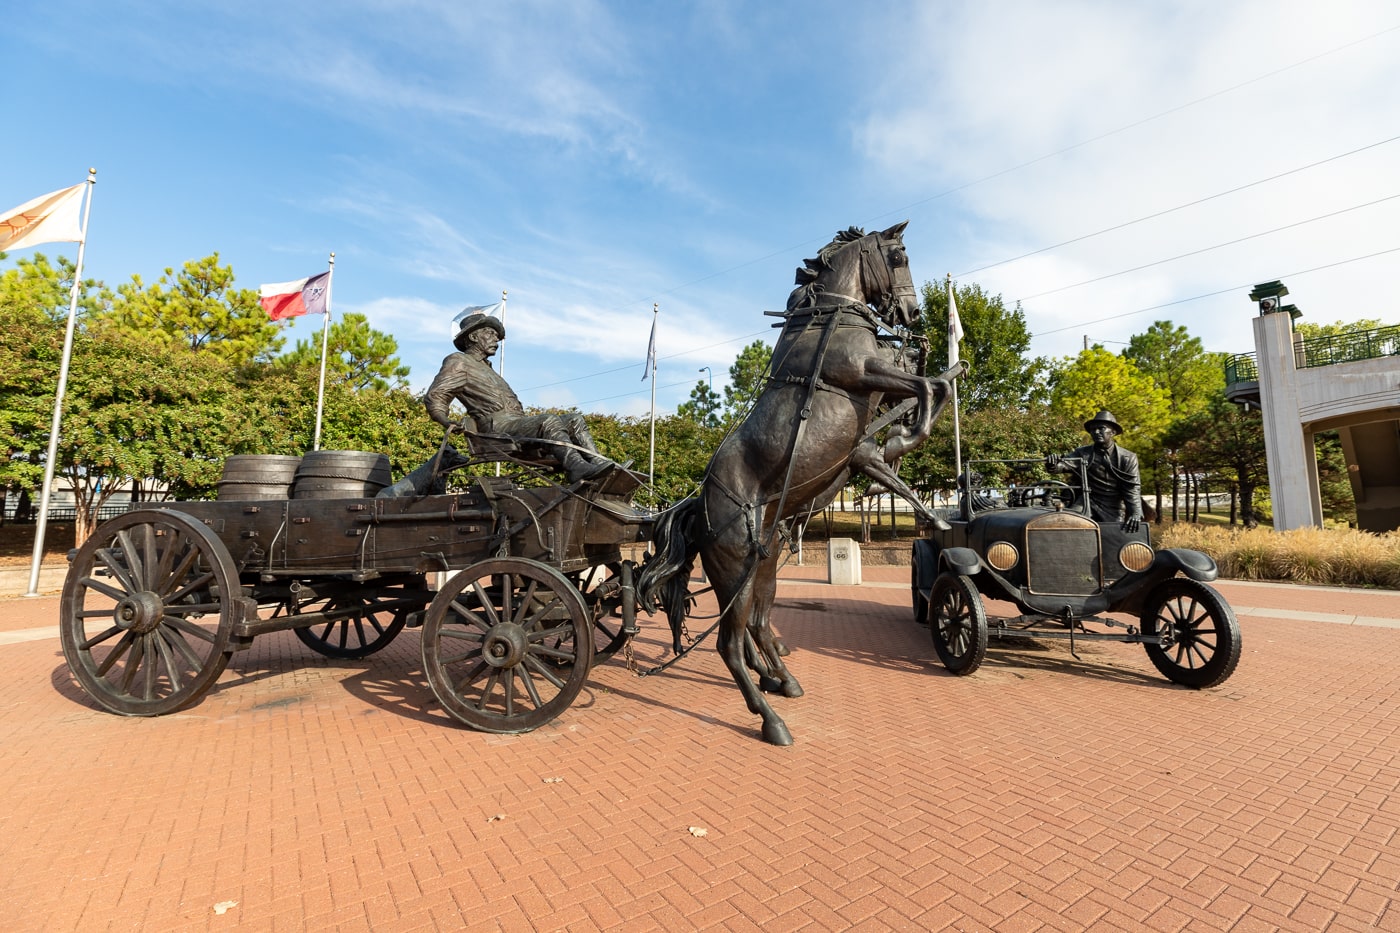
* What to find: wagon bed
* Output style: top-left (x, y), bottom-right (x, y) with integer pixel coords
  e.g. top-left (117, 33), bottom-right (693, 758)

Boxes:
top-left (60, 460), bottom-right (655, 734)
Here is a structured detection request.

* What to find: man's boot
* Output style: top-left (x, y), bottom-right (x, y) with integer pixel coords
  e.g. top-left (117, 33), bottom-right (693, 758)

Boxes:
top-left (562, 449), bottom-right (612, 484)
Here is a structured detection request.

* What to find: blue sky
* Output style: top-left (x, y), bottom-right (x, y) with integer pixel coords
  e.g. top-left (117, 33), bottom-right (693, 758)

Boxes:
top-left (7, 1), bottom-right (1399, 418)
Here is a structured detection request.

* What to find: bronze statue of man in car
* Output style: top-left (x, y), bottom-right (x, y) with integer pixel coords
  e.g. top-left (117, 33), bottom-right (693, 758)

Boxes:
top-left (1045, 409), bottom-right (1142, 532)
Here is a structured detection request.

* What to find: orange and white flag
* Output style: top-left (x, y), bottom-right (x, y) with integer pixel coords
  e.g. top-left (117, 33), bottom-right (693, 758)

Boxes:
top-left (0, 184), bottom-right (86, 252)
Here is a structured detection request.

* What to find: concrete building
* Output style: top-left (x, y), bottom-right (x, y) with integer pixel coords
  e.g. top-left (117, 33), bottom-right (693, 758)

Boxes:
top-left (1226, 281), bottom-right (1400, 532)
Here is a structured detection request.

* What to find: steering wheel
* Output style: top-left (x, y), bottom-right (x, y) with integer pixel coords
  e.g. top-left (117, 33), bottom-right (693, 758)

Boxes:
top-left (1024, 481), bottom-right (1077, 509)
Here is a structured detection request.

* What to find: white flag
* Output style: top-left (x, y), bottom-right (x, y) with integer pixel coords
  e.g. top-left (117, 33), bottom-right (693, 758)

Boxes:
top-left (0, 184), bottom-right (86, 252)
top-left (642, 314), bottom-right (657, 380)
top-left (452, 301), bottom-right (503, 336)
top-left (947, 276), bottom-right (964, 370)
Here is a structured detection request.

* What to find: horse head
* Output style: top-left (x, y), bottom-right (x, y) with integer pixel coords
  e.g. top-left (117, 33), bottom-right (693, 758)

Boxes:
top-left (789, 221), bottom-right (920, 330)
top-left (862, 221), bottom-right (919, 330)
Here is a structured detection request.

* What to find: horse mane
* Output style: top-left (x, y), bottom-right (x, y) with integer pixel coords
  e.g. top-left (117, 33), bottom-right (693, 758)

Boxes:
top-left (788, 226), bottom-right (866, 311)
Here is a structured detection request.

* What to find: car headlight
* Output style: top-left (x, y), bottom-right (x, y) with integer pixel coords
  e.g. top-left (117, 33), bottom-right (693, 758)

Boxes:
top-left (986, 541), bottom-right (1019, 572)
top-left (1119, 541), bottom-right (1154, 572)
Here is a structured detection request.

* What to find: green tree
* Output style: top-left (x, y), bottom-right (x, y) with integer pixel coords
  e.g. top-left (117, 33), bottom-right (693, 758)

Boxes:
top-left (902, 405), bottom-right (1081, 502)
top-left (1048, 348), bottom-right (1172, 452)
top-left (1293, 318), bottom-right (1385, 340)
top-left (0, 253), bottom-right (106, 521)
top-left (1177, 394), bottom-right (1268, 526)
top-left (1120, 321), bottom-right (1226, 520)
top-left (1122, 320), bottom-right (1225, 420)
top-left (100, 253), bottom-right (284, 366)
top-left (584, 412), bottom-right (722, 507)
top-left (677, 379), bottom-right (721, 427)
top-left (723, 340), bottom-right (772, 419)
top-left (277, 311), bottom-right (410, 390)
top-left (919, 280), bottom-right (1049, 411)
top-left (54, 331), bottom-right (241, 542)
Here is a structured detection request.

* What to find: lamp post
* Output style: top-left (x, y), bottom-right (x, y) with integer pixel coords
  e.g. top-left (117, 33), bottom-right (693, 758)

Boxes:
top-left (699, 366), bottom-right (712, 393)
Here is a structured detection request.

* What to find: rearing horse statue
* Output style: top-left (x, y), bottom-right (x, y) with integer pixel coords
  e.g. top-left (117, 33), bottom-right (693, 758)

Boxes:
top-left (638, 222), bottom-right (957, 745)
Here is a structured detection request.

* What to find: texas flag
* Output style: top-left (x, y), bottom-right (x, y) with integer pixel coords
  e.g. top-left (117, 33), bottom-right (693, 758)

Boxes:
top-left (259, 271), bottom-right (330, 320)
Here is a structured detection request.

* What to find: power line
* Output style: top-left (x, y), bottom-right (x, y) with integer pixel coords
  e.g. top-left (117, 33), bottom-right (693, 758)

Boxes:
top-left (961, 134), bottom-right (1400, 278)
top-left (588, 28), bottom-right (1400, 337)
top-left (877, 24), bottom-right (1400, 233)
top-left (582, 377), bottom-right (696, 407)
top-left (1030, 245), bottom-right (1400, 338)
top-left (523, 24), bottom-right (1400, 395)
top-left (522, 327), bottom-right (770, 392)
top-left (1017, 192), bottom-right (1400, 301)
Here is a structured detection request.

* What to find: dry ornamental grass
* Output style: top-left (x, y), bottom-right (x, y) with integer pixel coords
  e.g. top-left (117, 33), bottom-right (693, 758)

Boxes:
top-left (1159, 524), bottom-right (1400, 589)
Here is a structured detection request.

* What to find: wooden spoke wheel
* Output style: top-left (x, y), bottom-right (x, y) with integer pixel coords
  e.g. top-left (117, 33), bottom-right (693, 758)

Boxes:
top-left (929, 572), bottom-right (988, 676)
top-left (60, 509), bottom-right (239, 716)
top-left (1141, 578), bottom-right (1241, 688)
top-left (292, 589), bottom-right (416, 659)
top-left (422, 558), bottom-right (593, 734)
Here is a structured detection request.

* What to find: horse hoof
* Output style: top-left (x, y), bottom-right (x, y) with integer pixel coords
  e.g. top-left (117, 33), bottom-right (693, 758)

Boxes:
top-left (759, 675), bottom-right (784, 694)
top-left (762, 720), bottom-right (794, 746)
top-left (782, 680), bottom-right (804, 698)
top-left (774, 639), bottom-right (790, 657)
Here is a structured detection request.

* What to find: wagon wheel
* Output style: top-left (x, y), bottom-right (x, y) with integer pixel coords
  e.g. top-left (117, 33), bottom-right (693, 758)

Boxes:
top-left (291, 589), bottom-right (416, 659)
top-left (929, 572), bottom-right (987, 675)
top-left (1140, 578), bottom-right (1241, 688)
top-left (60, 509), bottom-right (239, 716)
top-left (911, 561), bottom-right (928, 625)
top-left (574, 563), bottom-right (631, 659)
top-left (422, 557), bottom-right (594, 733)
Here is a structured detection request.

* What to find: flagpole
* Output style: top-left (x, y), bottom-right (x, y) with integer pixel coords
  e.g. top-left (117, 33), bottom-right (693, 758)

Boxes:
top-left (312, 252), bottom-right (334, 451)
top-left (495, 290), bottom-right (507, 478)
top-left (26, 169), bottom-right (96, 598)
top-left (497, 289), bottom-right (508, 379)
top-left (648, 303), bottom-right (658, 491)
top-left (947, 274), bottom-right (964, 500)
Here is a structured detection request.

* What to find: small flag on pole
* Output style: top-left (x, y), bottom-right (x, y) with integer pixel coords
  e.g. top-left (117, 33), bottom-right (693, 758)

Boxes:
top-left (947, 274), bottom-right (964, 369)
top-left (451, 301), bottom-right (503, 335)
top-left (0, 184), bottom-right (86, 252)
top-left (641, 313), bottom-right (657, 381)
top-left (259, 272), bottom-right (331, 320)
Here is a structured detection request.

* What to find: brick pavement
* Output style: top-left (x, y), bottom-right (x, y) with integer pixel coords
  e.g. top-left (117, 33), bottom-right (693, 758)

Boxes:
top-left (1, 567), bottom-right (1398, 931)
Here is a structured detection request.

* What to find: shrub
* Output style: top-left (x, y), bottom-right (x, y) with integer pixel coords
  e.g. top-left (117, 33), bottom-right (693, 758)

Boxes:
top-left (1157, 523), bottom-right (1398, 588)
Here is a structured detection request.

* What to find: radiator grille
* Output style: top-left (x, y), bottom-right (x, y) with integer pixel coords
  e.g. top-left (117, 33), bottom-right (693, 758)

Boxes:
top-left (1025, 515), bottom-right (1101, 596)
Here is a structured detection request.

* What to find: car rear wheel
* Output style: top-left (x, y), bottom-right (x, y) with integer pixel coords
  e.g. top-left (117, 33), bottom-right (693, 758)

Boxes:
top-left (929, 572), bottom-right (987, 675)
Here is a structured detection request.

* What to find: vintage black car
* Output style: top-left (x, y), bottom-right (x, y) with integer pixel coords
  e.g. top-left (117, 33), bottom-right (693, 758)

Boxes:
top-left (910, 458), bottom-right (1241, 688)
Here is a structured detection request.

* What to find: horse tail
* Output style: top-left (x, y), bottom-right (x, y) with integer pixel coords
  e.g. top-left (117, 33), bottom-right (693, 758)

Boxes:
top-left (637, 497), bottom-right (703, 654)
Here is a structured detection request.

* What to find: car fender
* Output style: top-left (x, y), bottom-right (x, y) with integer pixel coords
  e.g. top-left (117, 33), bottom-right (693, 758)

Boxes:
top-left (939, 546), bottom-right (982, 577)
top-left (1154, 547), bottom-right (1218, 582)
top-left (912, 538), bottom-right (940, 594)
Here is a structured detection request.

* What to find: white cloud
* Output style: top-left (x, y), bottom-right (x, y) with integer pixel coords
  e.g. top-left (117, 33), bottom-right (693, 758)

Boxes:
top-left (853, 1), bottom-right (1400, 359)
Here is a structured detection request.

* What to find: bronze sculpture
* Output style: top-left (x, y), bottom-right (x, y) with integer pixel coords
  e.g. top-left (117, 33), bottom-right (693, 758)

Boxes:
top-left (1045, 409), bottom-right (1142, 532)
top-left (381, 312), bottom-right (613, 497)
top-left (638, 222), bottom-right (957, 746)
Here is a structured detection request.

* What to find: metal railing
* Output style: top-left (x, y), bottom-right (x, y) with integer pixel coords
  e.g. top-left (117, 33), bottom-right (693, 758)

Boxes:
top-left (2, 502), bottom-right (131, 524)
top-left (1294, 324), bottom-right (1400, 369)
top-left (1225, 324), bottom-right (1400, 387)
top-left (1225, 353), bottom-right (1258, 386)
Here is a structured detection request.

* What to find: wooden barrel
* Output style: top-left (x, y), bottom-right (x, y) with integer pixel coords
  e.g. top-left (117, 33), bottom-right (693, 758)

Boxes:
top-left (291, 450), bottom-right (392, 499)
top-left (216, 455), bottom-right (303, 500)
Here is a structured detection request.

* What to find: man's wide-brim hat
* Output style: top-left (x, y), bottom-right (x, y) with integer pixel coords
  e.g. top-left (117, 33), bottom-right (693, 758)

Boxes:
top-left (453, 312), bottom-right (505, 351)
top-left (1084, 410), bottom-right (1123, 434)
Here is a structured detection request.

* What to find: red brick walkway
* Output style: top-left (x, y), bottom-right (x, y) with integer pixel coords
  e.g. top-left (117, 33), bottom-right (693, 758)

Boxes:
top-left (2, 568), bottom-right (1398, 931)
